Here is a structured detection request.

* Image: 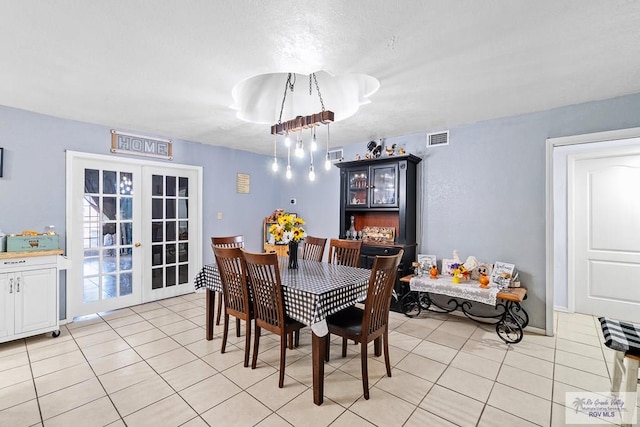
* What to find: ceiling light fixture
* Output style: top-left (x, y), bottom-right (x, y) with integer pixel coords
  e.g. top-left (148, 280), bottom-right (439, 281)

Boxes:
top-left (271, 73), bottom-right (334, 180)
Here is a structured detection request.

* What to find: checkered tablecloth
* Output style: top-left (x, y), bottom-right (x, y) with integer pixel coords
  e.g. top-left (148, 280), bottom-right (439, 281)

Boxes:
top-left (194, 257), bottom-right (371, 328)
top-left (599, 317), bottom-right (640, 356)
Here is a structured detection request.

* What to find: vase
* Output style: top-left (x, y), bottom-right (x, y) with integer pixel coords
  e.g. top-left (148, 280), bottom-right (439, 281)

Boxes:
top-left (288, 241), bottom-right (299, 269)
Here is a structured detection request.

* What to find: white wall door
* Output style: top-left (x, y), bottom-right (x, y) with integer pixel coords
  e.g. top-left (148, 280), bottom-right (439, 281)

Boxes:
top-left (67, 152), bottom-right (202, 319)
top-left (569, 146), bottom-right (640, 322)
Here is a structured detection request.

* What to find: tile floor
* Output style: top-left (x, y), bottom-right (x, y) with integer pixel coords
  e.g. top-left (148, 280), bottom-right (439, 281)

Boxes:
top-left (1, 292), bottom-right (638, 426)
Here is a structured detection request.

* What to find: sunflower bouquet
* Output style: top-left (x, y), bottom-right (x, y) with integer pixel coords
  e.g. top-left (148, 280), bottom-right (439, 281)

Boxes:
top-left (268, 213), bottom-right (306, 244)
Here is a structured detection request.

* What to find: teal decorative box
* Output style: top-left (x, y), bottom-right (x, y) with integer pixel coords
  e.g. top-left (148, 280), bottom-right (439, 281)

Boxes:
top-left (6, 235), bottom-right (59, 252)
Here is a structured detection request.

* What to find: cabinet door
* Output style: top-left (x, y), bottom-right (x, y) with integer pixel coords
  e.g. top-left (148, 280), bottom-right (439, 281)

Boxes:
top-left (0, 273), bottom-right (14, 339)
top-left (346, 168), bottom-right (370, 207)
top-left (370, 164), bottom-right (398, 207)
top-left (14, 268), bottom-right (57, 334)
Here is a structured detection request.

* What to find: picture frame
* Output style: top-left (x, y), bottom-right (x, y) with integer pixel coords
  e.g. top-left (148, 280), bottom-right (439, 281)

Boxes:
top-left (417, 254), bottom-right (437, 269)
top-left (441, 258), bottom-right (457, 275)
top-left (490, 261), bottom-right (515, 288)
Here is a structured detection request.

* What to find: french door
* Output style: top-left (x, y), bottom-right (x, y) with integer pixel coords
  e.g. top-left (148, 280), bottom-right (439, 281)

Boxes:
top-left (67, 152), bottom-right (201, 319)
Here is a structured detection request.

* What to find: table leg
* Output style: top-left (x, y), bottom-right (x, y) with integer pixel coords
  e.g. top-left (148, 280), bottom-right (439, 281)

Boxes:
top-left (312, 331), bottom-right (327, 405)
top-left (206, 289), bottom-right (215, 340)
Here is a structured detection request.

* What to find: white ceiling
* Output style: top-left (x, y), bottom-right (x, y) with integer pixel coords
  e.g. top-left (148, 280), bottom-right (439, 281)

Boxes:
top-left (1, 1), bottom-right (640, 155)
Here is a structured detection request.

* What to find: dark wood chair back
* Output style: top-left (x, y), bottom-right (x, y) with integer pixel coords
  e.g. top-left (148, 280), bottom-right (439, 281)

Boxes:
top-left (210, 235), bottom-right (245, 326)
top-left (211, 235), bottom-right (244, 248)
top-left (327, 238), bottom-right (362, 267)
top-left (301, 236), bottom-right (327, 262)
top-left (242, 251), bottom-right (285, 334)
top-left (212, 245), bottom-right (253, 366)
top-left (363, 251), bottom-right (403, 336)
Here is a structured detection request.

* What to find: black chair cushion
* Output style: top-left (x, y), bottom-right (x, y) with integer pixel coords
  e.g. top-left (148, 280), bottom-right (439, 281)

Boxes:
top-left (327, 305), bottom-right (364, 336)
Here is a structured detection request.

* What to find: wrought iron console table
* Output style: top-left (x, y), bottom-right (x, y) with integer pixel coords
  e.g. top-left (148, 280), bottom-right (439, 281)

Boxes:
top-left (399, 274), bottom-right (528, 344)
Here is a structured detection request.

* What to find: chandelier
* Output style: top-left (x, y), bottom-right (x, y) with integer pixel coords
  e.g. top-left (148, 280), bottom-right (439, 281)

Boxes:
top-left (270, 73), bottom-right (334, 181)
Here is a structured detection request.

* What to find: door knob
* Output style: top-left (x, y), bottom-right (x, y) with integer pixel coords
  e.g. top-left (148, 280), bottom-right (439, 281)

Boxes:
top-left (134, 242), bottom-right (141, 247)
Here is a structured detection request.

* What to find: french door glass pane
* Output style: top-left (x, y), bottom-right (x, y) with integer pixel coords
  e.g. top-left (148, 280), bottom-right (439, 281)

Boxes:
top-left (82, 168), bottom-right (135, 304)
top-left (166, 176), bottom-right (176, 196)
top-left (152, 175), bottom-right (163, 196)
top-left (150, 173), bottom-right (190, 291)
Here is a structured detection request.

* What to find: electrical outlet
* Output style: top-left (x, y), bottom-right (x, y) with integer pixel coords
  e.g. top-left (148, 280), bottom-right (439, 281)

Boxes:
top-left (217, 212), bottom-right (223, 220)
top-left (290, 198), bottom-right (296, 205)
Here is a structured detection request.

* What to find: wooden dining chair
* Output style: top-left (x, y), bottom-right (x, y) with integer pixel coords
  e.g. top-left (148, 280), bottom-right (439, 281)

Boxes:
top-left (211, 235), bottom-right (244, 326)
top-left (325, 250), bottom-right (403, 399)
top-left (212, 246), bottom-right (253, 367)
top-left (301, 236), bottom-right (327, 262)
top-left (242, 250), bottom-right (305, 388)
top-left (327, 238), bottom-right (362, 267)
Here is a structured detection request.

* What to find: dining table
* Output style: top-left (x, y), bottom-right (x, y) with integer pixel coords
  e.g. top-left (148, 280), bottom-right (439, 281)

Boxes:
top-left (194, 256), bottom-right (372, 405)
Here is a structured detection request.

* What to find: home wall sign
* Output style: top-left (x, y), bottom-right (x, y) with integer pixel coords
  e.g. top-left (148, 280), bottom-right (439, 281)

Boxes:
top-left (110, 130), bottom-right (173, 160)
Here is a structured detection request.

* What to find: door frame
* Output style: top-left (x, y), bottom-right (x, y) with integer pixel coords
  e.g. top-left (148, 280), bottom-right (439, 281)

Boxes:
top-left (65, 150), bottom-right (203, 319)
top-left (545, 127), bottom-right (640, 336)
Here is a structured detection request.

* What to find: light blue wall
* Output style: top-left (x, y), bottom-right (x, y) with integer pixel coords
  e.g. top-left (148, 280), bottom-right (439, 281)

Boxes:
top-left (3, 91), bottom-right (640, 330)
top-left (338, 92), bottom-right (640, 330)
top-left (0, 106), bottom-right (285, 319)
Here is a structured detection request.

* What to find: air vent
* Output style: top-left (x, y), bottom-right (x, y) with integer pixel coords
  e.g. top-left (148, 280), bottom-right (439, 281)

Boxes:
top-left (427, 130), bottom-right (449, 147)
top-left (327, 149), bottom-right (343, 162)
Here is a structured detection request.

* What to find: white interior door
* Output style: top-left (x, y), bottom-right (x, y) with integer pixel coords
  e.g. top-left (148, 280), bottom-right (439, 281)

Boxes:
top-left (67, 152), bottom-right (201, 319)
top-left (570, 146), bottom-right (640, 322)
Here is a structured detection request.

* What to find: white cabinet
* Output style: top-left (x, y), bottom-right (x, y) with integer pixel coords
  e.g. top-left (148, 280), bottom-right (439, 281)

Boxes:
top-left (0, 251), bottom-right (61, 343)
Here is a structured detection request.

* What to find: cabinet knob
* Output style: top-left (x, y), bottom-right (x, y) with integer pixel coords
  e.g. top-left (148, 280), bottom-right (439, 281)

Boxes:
top-left (16, 277), bottom-right (20, 293)
top-left (8, 278), bottom-right (12, 294)
top-left (134, 242), bottom-right (141, 247)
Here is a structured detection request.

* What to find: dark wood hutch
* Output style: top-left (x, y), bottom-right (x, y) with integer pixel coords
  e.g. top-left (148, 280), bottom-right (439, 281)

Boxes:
top-left (336, 154), bottom-right (421, 309)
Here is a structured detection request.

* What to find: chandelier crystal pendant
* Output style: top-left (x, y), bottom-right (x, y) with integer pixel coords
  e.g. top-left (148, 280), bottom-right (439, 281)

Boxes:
top-left (271, 73), bottom-right (334, 180)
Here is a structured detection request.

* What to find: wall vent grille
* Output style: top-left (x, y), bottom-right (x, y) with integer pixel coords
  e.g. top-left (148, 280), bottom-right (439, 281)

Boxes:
top-left (327, 149), bottom-right (343, 162)
top-left (427, 131), bottom-right (449, 147)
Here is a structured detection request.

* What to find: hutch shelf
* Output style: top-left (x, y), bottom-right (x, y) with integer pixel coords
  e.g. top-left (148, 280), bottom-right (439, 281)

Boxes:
top-left (336, 154), bottom-right (422, 309)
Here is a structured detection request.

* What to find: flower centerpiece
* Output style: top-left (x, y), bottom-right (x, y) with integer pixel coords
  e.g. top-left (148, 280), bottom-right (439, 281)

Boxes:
top-left (450, 263), bottom-right (469, 284)
top-left (268, 213), bottom-right (306, 269)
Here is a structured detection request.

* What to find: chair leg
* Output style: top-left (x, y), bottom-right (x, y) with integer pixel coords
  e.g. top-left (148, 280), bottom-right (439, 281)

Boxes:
top-left (288, 331), bottom-right (293, 350)
top-left (361, 341), bottom-right (369, 399)
top-left (215, 292), bottom-right (223, 325)
top-left (383, 329), bottom-right (392, 377)
top-left (325, 333), bottom-right (331, 362)
top-left (221, 313), bottom-right (229, 353)
top-left (374, 336), bottom-right (382, 357)
top-left (341, 337), bottom-right (348, 357)
top-left (236, 318), bottom-right (241, 338)
top-left (279, 334), bottom-right (287, 388)
top-left (243, 318), bottom-right (251, 367)
top-left (251, 325), bottom-right (261, 369)
top-left (294, 330), bottom-right (300, 348)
